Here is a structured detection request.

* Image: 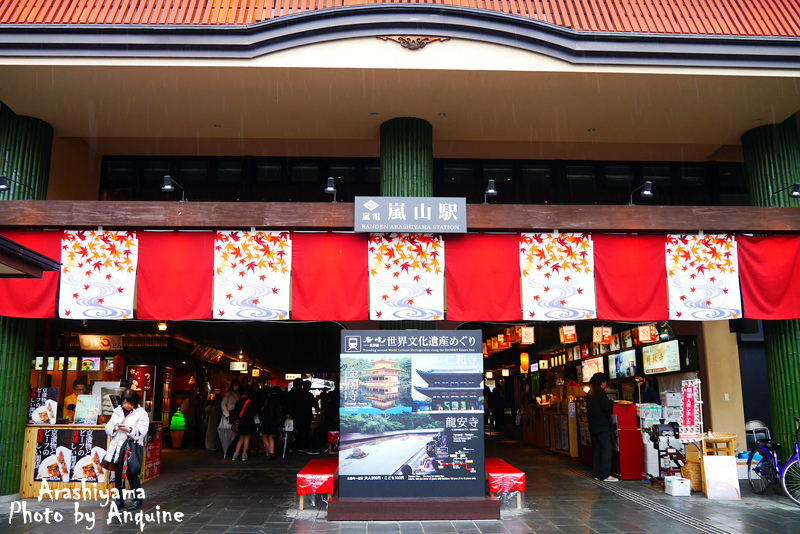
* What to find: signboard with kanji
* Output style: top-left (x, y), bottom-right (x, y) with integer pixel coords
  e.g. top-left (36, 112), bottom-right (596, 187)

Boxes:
top-left (339, 330), bottom-right (484, 498)
top-left (354, 197), bottom-right (467, 233)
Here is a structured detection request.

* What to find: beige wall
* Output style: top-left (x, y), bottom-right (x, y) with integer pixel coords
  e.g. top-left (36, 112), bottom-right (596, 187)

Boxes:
top-left (47, 136), bottom-right (102, 200)
top-left (700, 321), bottom-right (746, 448)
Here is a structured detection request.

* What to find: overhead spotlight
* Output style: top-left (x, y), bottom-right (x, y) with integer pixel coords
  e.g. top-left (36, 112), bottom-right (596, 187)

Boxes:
top-left (324, 176), bottom-right (337, 203)
top-left (629, 181), bottom-right (654, 205)
top-left (157, 321), bottom-right (167, 331)
top-left (772, 182), bottom-right (800, 199)
top-left (484, 179), bottom-right (497, 204)
top-left (0, 173), bottom-right (34, 199)
top-left (161, 175), bottom-right (185, 201)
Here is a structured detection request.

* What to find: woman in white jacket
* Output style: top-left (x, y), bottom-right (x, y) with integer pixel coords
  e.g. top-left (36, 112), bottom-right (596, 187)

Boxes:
top-left (105, 389), bottom-right (150, 511)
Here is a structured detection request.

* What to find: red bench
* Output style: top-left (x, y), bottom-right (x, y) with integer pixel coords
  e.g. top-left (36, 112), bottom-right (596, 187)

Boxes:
top-left (297, 459), bottom-right (338, 510)
top-left (485, 457), bottom-right (525, 508)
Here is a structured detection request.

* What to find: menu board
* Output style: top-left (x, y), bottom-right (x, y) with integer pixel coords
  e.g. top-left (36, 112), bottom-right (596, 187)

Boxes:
top-left (581, 357), bottom-right (604, 382)
top-left (608, 349), bottom-right (637, 380)
top-left (642, 340), bottom-right (680, 375)
top-left (69, 429), bottom-right (108, 483)
top-left (80, 357), bottom-right (101, 371)
top-left (33, 428), bottom-right (71, 482)
top-left (28, 388), bottom-right (59, 424)
top-left (33, 428), bottom-right (107, 483)
top-left (339, 330), bottom-right (484, 499)
top-left (73, 395), bottom-right (101, 425)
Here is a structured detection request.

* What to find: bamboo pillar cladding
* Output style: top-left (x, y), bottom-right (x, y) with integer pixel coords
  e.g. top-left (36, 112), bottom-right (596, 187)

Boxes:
top-left (380, 117), bottom-right (435, 330)
top-left (0, 318), bottom-right (35, 496)
top-left (0, 103), bottom-right (54, 201)
top-left (0, 103), bottom-right (52, 495)
top-left (742, 113), bottom-right (800, 457)
top-left (380, 117), bottom-right (433, 197)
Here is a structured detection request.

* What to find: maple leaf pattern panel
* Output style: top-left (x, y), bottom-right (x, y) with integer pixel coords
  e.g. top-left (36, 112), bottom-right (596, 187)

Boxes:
top-left (369, 233), bottom-right (444, 321)
top-left (58, 230), bottom-right (138, 320)
top-left (519, 233), bottom-right (596, 321)
top-left (213, 231), bottom-right (291, 320)
top-left (666, 234), bottom-right (742, 320)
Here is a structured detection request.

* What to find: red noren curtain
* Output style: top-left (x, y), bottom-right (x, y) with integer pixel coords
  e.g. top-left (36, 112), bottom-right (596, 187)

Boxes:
top-left (594, 233), bottom-right (668, 321)
top-left (0, 230), bottom-right (62, 318)
top-left (445, 233), bottom-right (521, 321)
top-left (291, 232), bottom-right (368, 321)
top-left (738, 234), bottom-right (800, 320)
top-left (136, 231), bottom-right (214, 320)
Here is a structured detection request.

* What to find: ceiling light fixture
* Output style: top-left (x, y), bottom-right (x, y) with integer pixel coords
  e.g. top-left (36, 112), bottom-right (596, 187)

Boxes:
top-left (157, 321), bottom-right (167, 331)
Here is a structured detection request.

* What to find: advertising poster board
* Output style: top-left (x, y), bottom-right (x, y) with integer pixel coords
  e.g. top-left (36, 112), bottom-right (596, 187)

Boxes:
top-left (679, 379), bottom-right (703, 443)
top-left (339, 330), bottom-right (484, 498)
top-left (33, 428), bottom-right (70, 482)
top-left (73, 395), bottom-right (101, 425)
top-left (127, 365), bottom-right (157, 414)
top-left (69, 429), bottom-right (108, 483)
top-left (581, 357), bottom-right (604, 382)
top-left (29, 388), bottom-right (59, 424)
top-left (643, 340), bottom-right (680, 375)
top-left (703, 456), bottom-right (741, 500)
top-left (608, 350), bottom-right (637, 380)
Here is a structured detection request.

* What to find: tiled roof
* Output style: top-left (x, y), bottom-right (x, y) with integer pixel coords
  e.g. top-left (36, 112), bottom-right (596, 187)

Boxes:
top-left (0, 0), bottom-right (799, 37)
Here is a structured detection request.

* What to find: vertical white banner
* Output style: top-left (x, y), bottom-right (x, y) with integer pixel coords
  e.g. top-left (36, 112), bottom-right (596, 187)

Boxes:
top-left (520, 233), bottom-right (596, 320)
top-left (213, 231), bottom-right (291, 320)
top-left (666, 234), bottom-right (742, 320)
top-left (368, 233), bottom-right (444, 320)
top-left (58, 230), bottom-right (138, 319)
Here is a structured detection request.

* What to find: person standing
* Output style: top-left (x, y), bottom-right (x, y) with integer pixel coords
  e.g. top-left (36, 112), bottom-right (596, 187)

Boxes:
top-left (632, 373), bottom-right (661, 405)
top-left (259, 386), bottom-right (283, 459)
top-left (104, 389), bottom-right (150, 510)
top-left (205, 394), bottom-right (223, 451)
top-left (63, 379), bottom-right (88, 422)
top-left (231, 388), bottom-right (257, 461)
top-left (586, 372), bottom-right (618, 482)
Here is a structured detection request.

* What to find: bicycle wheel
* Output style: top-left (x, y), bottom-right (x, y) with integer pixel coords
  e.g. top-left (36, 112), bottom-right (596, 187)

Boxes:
top-left (748, 446), bottom-right (774, 494)
top-left (781, 458), bottom-right (800, 506)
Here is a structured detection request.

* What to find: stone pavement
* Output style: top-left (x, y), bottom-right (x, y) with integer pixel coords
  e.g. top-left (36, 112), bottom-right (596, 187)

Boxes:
top-left (2, 431), bottom-right (797, 534)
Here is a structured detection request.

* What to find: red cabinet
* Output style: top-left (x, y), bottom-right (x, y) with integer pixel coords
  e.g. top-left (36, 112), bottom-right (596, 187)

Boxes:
top-left (576, 400), bottom-right (644, 480)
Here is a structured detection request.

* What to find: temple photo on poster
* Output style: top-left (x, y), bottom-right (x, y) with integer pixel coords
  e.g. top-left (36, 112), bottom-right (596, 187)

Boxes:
top-left (412, 353), bottom-right (484, 412)
top-left (340, 355), bottom-right (412, 414)
top-left (339, 413), bottom-right (445, 476)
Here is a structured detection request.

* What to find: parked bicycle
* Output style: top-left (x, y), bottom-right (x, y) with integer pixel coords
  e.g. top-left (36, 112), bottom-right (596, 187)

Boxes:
top-left (747, 416), bottom-right (800, 506)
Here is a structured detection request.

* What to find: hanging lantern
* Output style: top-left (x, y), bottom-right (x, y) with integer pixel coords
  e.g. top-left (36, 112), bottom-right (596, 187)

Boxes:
top-left (485, 371), bottom-right (493, 379)
top-left (520, 327), bottom-right (535, 344)
top-left (520, 353), bottom-right (529, 373)
top-left (501, 368), bottom-right (510, 377)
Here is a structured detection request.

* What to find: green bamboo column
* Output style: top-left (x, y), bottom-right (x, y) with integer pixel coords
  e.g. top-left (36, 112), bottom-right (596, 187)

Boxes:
top-left (0, 104), bottom-right (54, 200)
top-left (380, 117), bottom-right (433, 197)
top-left (381, 117), bottom-right (435, 330)
top-left (0, 318), bottom-right (35, 496)
top-left (0, 103), bottom-right (53, 496)
top-left (742, 113), bottom-right (800, 457)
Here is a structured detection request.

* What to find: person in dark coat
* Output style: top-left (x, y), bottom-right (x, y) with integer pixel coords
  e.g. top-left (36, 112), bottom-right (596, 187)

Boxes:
top-left (287, 378), bottom-right (317, 452)
top-left (260, 386), bottom-right (283, 459)
top-left (586, 372), bottom-right (618, 482)
top-left (204, 394), bottom-right (223, 451)
top-left (632, 373), bottom-right (661, 404)
top-left (230, 389), bottom-right (258, 461)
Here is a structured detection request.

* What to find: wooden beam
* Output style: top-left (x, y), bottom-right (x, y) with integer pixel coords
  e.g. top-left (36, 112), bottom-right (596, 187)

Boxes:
top-left (1, 201), bottom-right (799, 232)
